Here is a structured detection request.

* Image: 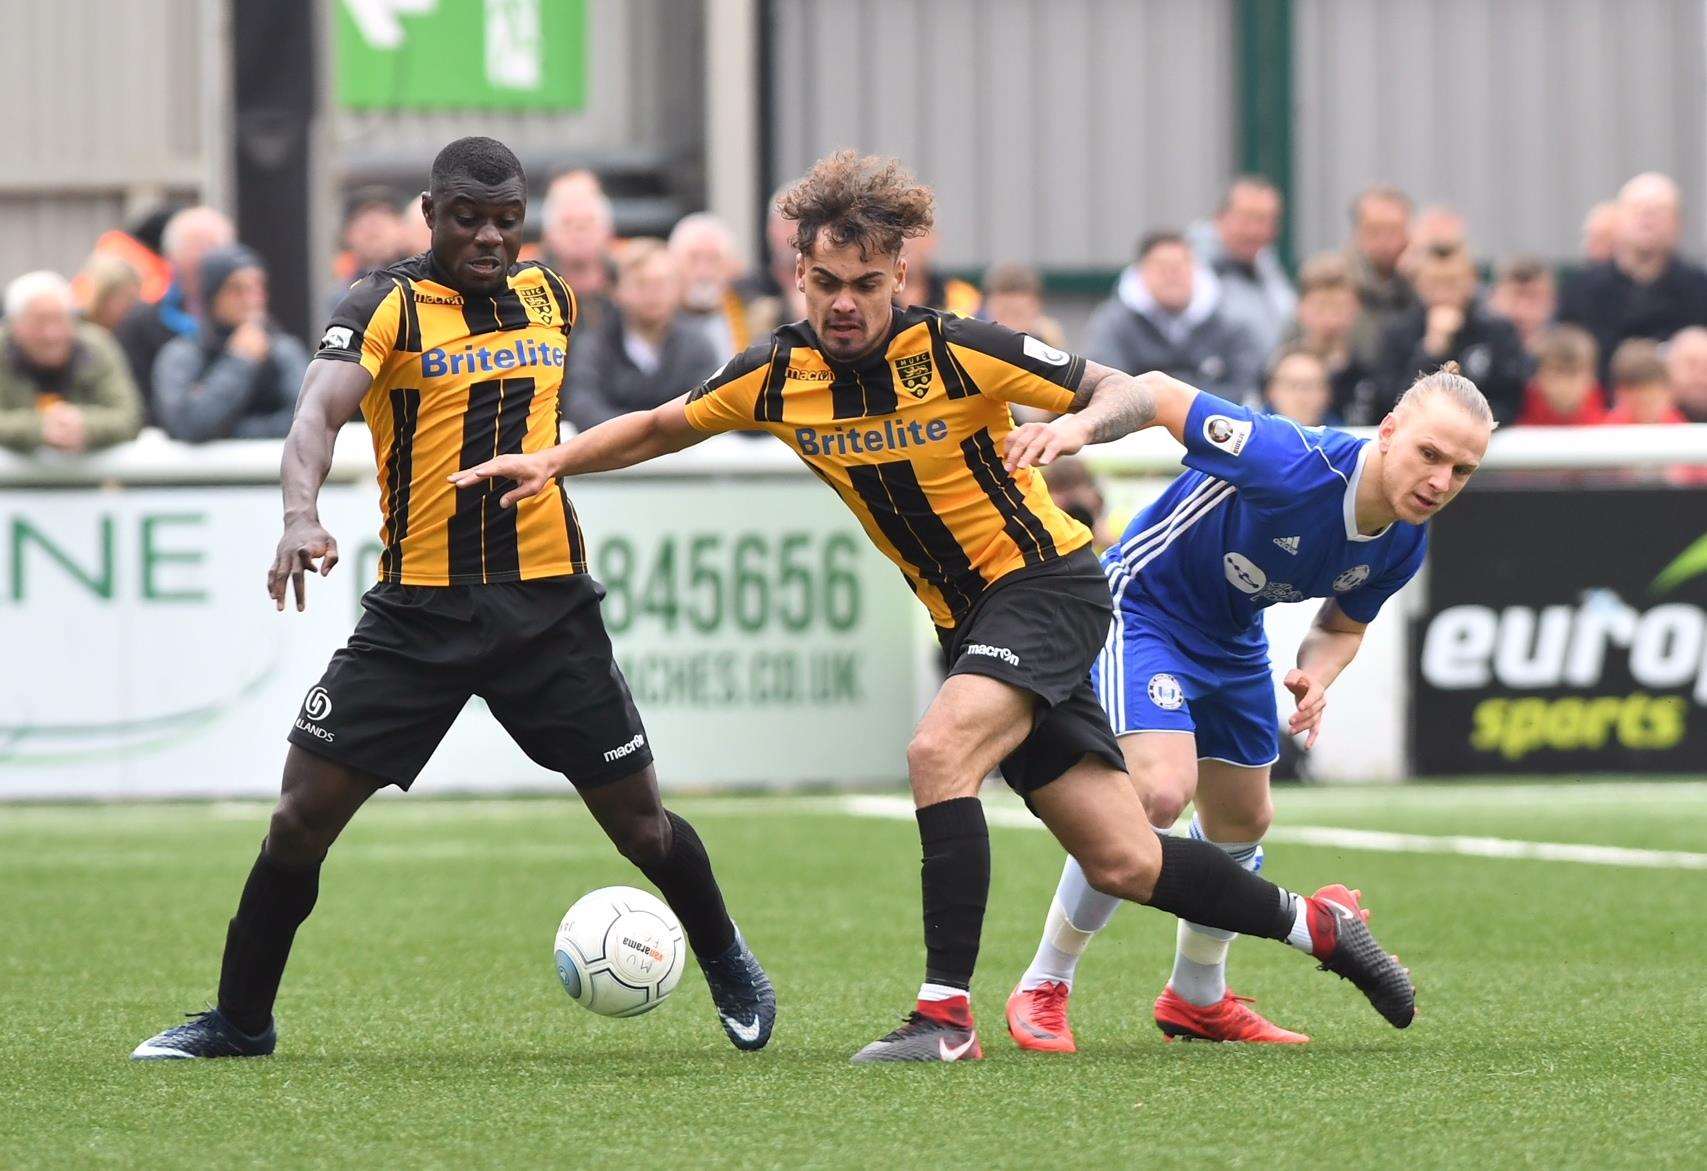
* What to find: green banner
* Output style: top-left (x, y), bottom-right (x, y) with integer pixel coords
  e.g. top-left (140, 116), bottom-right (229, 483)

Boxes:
top-left (335, 0), bottom-right (586, 111)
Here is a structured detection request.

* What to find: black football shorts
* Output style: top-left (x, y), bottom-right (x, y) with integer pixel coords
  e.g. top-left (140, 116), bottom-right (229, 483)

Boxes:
top-left (287, 576), bottom-right (652, 789)
top-left (936, 545), bottom-right (1127, 797)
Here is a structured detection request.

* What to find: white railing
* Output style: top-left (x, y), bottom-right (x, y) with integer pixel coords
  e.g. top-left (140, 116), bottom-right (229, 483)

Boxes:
top-left (4, 422), bottom-right (1704, 486)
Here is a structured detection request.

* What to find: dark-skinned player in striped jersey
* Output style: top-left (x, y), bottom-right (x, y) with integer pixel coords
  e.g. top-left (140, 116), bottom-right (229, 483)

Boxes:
top-left (132, 137), bottom-right (774, 1061)
top-left (455, 151), bottom-right (1415, 1063)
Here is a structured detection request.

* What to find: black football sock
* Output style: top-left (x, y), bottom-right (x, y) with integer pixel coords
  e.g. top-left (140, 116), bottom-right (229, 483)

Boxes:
top-left (916, 797), bottom-right (990, 992)
top-left (1144, 834), bottom-right (1296, 942)
top-left (216, 844), bottom-right (321, 1035)
top-left (638, 811), bottom-right (736, 959)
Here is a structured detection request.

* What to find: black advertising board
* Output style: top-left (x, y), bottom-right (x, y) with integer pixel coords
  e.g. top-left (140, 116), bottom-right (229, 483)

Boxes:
top-left (1412, 485), bottom-right (1707, 775)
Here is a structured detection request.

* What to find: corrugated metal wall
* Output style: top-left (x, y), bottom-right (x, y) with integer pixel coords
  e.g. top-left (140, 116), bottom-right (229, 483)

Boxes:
top-left (768, 0), bottom-right (1239, 269)
top-left (1294, 0), bottom-right (1707, 262)
top-left (0, 0), bottom-right (208, 276)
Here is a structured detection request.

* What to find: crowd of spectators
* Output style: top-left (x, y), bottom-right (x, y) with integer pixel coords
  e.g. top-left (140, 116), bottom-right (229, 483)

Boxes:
top-left (4, 165), bottom-right (1707, 458)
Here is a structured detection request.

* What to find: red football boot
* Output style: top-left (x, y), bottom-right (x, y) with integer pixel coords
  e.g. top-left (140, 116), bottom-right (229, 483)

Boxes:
top-left (1005, 981), bottom-right (1076, 1053)
top-left (1153, 986), bottom-right (1310, 1044)
top-left (1304, 884), bottom-right (1416, 1029)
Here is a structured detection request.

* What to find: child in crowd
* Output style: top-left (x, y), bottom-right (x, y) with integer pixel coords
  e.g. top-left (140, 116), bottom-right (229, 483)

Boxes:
top-left (1517, 324), bottom-right (1606, 426)
top-left (1606, 338), bottom-right (1687, 424)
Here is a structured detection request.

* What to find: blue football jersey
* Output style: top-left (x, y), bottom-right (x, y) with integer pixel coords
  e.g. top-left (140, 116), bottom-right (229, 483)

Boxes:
top-left (1104, 392), bottom-right (1428, 649)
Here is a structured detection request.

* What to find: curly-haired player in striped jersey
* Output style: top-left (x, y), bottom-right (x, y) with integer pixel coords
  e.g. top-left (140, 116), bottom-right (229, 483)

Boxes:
top-left (456, 151), bottom-right (1418, 1063)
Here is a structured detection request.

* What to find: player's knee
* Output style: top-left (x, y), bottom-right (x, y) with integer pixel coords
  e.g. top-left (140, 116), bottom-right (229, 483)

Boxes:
top-left (1081, 847), bottom-right (1160, 904)
top-left (265, 799), bottom-right (334, 866)
top-left (610, 812), bottom-right (671, 870)
top-left (1132, 771), bottom-right (1193, 829)
top-left (906, 727), bottom-right (970, 798)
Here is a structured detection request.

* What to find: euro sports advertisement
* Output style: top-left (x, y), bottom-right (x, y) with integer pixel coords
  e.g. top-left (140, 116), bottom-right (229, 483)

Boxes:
top-left (1412, 485), bottom-right (1707, 775)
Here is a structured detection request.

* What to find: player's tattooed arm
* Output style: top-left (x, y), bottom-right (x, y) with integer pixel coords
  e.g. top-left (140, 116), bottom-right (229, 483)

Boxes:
top-left (1004, 366), bottom-right (1192, 471)
top-left (1065, 362), bottom-right (1159, 443)
top-left (269, 358), bottom-right (371, 612)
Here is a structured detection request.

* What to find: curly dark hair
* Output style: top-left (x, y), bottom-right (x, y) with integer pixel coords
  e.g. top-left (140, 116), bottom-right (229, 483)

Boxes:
top-left (776, 150), bottom-right (934, 259)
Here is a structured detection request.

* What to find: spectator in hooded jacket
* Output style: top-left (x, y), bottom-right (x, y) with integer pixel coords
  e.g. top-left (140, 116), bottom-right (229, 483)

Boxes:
top-left (1559, 173), bottom-right (1707, 381)
top-left (1377, 245), bottom-right (1528, 424)
top-left (1185, 175), bottom-right (1295, 356)
top-left (112, 205), bottom-right (236, 409)
top-left (1517, 325), bottom-right (1607, 427)
top-left (152, 245), bottom-right (306, 442)
top-left (0, 270), bottom-right (143, 454)
top-left (1083, 230), bottom-right (1263, 404)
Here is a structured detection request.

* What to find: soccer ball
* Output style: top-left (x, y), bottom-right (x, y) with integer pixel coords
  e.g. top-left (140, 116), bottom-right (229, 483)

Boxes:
top-left (553, 886), bottom-right (685, 1017)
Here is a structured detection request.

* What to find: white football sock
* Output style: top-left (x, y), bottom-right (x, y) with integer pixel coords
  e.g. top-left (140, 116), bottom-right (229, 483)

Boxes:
top-left (1169, 817), bottom-right (1264, 1006)
top-left (917, 982), bottom-right (969, 1003)
top-left (1284, 893), bottom-right (1315, 953)
top-left (1018, 827), bottom-right (1171, 992)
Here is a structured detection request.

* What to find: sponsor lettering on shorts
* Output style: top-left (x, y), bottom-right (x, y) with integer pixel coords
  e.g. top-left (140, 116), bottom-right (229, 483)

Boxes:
top-left (962, 643), bottom-right (1020, 667)
top-left (602, 733), bottom-right (647, 763)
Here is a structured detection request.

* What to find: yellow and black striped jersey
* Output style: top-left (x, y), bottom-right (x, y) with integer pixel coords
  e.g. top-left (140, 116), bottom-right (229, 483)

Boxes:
top-left (316, 252), bottom-right (586, 586)
top-left (683, 305), bottom-right (1093, 628)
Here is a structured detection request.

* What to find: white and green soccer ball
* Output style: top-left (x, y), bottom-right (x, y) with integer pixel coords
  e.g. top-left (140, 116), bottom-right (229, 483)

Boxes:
top-left (553, 886), bottom-right (685, 1017)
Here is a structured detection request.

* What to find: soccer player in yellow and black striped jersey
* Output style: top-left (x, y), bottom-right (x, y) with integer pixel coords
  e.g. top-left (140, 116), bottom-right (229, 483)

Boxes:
top-left (132, 138), bottom-right (776, 1064)
top-left (458, 151), bottom-right (1414, 1063)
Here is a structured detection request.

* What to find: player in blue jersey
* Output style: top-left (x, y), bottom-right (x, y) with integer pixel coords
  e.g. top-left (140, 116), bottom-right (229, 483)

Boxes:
top-left (1005, 360), bottom-right (1493, 1050)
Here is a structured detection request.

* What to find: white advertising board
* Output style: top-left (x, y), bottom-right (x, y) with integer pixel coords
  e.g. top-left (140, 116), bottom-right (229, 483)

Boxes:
top-left (0, 479), bottom-right (929, 799)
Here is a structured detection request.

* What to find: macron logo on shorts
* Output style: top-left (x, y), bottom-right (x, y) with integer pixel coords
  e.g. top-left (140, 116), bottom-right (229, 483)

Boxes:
top-left (602, 733), bottom-right (647, 763)
top-left (963, 643), bottom-right (1020, 667)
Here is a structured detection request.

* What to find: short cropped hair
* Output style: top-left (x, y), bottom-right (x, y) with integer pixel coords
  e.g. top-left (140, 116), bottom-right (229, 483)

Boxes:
top-left (1136, 230), bottom-right (1188, 262)
top-left (1609, 338), bottom-right (1668, 388)
top-left (777, 151), bottom-right (935, 259)
top-left (430, 136), bottom-right (525, 194)
top-left (1532, 324), bottom-right (1597, 374)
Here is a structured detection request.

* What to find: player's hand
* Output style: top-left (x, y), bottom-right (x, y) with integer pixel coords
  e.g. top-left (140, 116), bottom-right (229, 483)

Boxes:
top-left (447, 451), bottom-right (554, 508)
top-left (1003, 416), bottom-right (1089, 472)
top-left (1283, 668), bottom-right (1326, 749)
top-left (267, 518), bottom-right (339, 612)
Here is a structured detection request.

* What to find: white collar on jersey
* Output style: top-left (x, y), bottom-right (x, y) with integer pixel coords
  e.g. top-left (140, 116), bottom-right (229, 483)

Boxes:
top-left (1343, 442), bottom-right (1393, 542)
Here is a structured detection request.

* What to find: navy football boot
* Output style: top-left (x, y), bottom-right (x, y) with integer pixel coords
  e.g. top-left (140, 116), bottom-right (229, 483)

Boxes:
top-left (131, 1009), bottom-right (277, 1060)
top-left (697, 926), bottom-right (776, 1051)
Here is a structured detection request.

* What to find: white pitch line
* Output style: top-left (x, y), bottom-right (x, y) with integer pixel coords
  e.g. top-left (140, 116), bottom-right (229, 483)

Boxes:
top-left (835, 795), bottom-right (1707, 871)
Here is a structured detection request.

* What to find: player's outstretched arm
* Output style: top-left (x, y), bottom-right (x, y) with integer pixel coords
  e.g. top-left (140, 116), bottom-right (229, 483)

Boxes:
top-left (1284, 600), bottom-right (1369, 747)
top-left (268, 358), bottom-right (371, 612)
top-left (1003, 366), bottom-right (1196, 471)
top-left (450, 394), bottom-right (709, 509)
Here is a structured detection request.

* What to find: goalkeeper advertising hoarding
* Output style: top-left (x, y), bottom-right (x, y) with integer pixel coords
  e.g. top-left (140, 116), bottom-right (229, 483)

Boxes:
top-left (0, 480), bottom-right (926, 799)
top-left (1411, 485), bottom-right (1707, 775)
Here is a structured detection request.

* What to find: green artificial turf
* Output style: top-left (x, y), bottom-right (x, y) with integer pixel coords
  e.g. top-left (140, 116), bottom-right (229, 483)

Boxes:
top-left (2, 782), bottom-right (1703, 1169)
